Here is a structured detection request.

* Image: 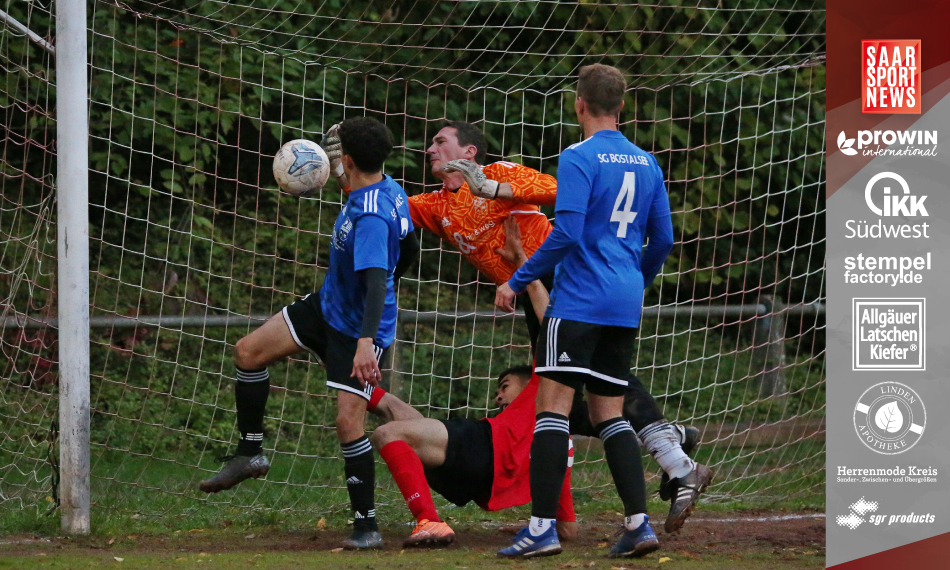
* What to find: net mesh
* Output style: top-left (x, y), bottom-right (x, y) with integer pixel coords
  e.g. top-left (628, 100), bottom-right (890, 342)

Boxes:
top-left (1, 0), bottom-right (825, 520)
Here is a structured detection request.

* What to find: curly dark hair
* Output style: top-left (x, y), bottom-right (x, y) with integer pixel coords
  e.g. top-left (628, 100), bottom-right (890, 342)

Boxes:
top-left (442, 120), bottom-right (488, 165)
top-left (497, 364), bottom-right (533, 385)
top-left (338, 117), bottom-right (394, 173)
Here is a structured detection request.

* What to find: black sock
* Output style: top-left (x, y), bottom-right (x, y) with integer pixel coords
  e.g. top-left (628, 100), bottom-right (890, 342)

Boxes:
top-left (530, 412), bottom-right (570, 519)
top-left (235, 367), bottom-right (269, 456)
top-left (342, 436), bottom-right (377, 532)
top-left (597, 417), bottom-right (647, 516)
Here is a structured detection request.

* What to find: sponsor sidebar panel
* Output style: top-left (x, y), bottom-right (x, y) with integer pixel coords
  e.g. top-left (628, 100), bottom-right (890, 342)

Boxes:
top-left (827, 2), bottom-right (950, 568)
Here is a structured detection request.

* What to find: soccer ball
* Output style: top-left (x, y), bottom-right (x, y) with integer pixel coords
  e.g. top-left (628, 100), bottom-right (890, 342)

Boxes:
top-left (272, 139), bottom-right (330, 196)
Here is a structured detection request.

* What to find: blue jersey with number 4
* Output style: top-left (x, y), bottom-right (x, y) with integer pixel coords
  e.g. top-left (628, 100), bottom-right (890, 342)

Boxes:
top-left (547, 130), bottom-right (673, 328)
top-left (320, 175), bottom-right (413, 347)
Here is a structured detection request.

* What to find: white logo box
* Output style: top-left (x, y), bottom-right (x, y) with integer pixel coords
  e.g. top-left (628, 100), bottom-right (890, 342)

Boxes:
top-left (852, 298), bottom-right (926, 371)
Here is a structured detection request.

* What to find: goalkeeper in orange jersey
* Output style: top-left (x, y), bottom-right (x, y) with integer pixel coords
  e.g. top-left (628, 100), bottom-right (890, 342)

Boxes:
top-left (408, 120), bottom-right (556, 347)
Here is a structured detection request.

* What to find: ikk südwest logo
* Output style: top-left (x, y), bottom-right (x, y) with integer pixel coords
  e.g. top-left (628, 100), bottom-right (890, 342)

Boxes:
top-left (862, 40), bottom-right (921, 114)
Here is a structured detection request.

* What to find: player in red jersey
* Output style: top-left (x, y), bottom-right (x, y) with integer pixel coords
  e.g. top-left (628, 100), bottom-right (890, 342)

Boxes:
top-left (363, 244), bottom-right (572, 548)
top-left (368, 364), bottom-right (576, 548)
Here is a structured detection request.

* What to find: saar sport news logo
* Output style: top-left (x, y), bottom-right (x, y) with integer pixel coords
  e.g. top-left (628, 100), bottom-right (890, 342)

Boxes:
top-left (862, 40), bottom-right (921, 114)
top-left (837, 496), bottom-right (935, 530)
top-left (837, 130), bottom-right (937, 157)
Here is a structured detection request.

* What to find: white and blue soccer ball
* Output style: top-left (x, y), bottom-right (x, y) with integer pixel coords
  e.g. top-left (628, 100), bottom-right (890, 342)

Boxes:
top-left (272, 139), bottom-right (330, 196)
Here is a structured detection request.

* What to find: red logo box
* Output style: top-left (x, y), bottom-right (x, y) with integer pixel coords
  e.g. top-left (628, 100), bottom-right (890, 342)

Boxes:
top-left (861, 40), bottom-right (921, 114)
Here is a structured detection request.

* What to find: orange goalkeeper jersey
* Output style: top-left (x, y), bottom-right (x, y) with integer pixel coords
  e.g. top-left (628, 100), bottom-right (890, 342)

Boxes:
top-left (408, 161), bottom-right (556, 284)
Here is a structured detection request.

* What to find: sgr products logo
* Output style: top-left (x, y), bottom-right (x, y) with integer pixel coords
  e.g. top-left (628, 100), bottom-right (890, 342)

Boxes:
top-left (865, 172), bottom-right (928, 217)
top-left (837, 130), bottom-right (937, 157)
top-left (854, 381), bottom-right (926, 455)
top-left (862, 40), bottom-right (921, 114)
top-left (837, 496), bottom-right (934, 530)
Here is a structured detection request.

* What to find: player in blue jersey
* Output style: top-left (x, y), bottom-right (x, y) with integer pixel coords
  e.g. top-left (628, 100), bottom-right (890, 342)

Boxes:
top-left (495, 65), bottom-right (712, 559)
top-left (198, 117), bottom-right (421, 550)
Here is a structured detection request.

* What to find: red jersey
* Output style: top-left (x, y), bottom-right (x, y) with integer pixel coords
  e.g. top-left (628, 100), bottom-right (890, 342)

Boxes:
top-left (480, 372), bottom-right (575, 521)
top-left (408, 161), bottom-right (556, 284)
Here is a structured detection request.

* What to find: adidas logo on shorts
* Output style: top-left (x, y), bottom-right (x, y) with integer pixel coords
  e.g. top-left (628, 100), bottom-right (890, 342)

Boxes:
top-left (558, 352), bottom-right (571, 363)
top-left (346, 476), bottom-right (362, 485)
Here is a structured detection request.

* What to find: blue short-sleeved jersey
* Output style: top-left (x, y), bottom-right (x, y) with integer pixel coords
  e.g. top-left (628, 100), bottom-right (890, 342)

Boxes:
top-left (320, 175), bottom-right (413, 347)
top-left (546, 130), bottom-right (673, 328)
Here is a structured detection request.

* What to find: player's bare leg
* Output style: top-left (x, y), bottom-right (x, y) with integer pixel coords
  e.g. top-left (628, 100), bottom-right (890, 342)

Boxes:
top-left (372, 419), bottom-right (456, 547)
top-left (199, 313), bottom-right (301, 493)
top-left (371, 392), bottom-right (425, 423)
top-left (337, 390), bottom-right (384, 549)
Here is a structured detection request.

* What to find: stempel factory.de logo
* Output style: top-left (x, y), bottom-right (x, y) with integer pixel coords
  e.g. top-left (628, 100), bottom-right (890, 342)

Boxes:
top-left (862, 40), bottom-right (921, 114)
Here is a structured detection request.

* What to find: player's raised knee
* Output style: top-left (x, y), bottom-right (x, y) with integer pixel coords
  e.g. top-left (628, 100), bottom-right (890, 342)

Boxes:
top-left (370, 421), bottom-right (400, 449)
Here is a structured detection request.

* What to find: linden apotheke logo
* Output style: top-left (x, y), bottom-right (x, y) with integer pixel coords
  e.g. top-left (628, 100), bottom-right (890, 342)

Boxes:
top-left (854, 381), bottom-right (926, 455)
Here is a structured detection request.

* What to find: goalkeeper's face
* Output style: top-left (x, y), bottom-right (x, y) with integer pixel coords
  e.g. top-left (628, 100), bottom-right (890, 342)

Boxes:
top-left (495, 373), bottom-right (529, 411)
top-left (427, 127), bottom-right (472, 178)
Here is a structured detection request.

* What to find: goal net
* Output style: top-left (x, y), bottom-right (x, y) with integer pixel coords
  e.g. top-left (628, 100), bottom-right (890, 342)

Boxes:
top-left (1, 1), bottom-right (825, 522)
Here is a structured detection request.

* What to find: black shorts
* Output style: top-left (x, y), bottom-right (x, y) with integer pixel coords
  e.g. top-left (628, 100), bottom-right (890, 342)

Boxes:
top-left (282, 293), bottom-right (388, 401)
top-left (534, 317), bottom-right (638, 397)
top-left (424, 419), bottom-right (493, 507)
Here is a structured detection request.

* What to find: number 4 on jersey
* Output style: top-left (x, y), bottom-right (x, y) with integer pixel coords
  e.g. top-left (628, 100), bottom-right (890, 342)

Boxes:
top-left (611, 172), bottom-right (638, 238)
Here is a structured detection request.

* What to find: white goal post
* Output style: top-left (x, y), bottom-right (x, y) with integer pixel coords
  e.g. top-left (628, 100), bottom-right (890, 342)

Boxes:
top-left (56, 0), bottom-right (90, 535)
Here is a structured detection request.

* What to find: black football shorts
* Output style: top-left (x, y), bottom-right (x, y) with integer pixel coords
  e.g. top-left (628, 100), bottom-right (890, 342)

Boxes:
top-left (424, 418), bottom-right (494, 508)
top-left (533, 317), bottom-right (638, 397)
top-left (282, 292), bottom-right (388, 401)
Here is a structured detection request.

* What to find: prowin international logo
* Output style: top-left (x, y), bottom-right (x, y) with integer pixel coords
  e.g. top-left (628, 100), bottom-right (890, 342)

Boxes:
top-left (865, 172), bottom-right (928, 217)
top-left (837, 496), bottom-right (934, 530)
top-left (837, 130), bottom-right (937, 157)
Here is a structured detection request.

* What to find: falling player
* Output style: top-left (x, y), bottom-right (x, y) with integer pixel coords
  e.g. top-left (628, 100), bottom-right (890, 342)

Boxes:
top-left (364, 234), bottom-right (571, 548)
top-left (495, 64), bottom-right (713, 558)
top-left (198, 117), bottom-right (418, 550)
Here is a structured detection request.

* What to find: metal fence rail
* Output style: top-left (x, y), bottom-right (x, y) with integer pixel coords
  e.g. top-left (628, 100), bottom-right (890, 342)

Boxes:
top-left (2, 302), bottom-right (824, 330)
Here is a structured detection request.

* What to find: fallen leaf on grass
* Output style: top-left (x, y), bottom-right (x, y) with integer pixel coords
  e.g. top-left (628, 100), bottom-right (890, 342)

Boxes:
top-left (244, 534), bottom-right (256, 539)
top-left (659, 557), bottom-right (672, 564)
top-left (114, 557), bottom-right (124, 562)
top-left (330, 547), bottom-right (344, 553)
top-left (108, 539), bottom-right (115, 545)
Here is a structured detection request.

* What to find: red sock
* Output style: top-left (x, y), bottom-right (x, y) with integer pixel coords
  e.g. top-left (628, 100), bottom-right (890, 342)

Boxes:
top-left (380, 441), bottom-right (440, 522)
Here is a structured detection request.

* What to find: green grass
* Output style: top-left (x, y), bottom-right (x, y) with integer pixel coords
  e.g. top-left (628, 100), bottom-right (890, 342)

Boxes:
top-left (0, 435), bottom-right (824, 539)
